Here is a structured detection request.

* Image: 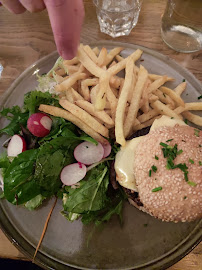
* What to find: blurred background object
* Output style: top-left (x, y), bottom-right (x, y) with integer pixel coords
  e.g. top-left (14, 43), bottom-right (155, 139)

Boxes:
top-left (161, 0), bottom-right (202, 53)
top-left (93, 0), bottom-right (143, 37)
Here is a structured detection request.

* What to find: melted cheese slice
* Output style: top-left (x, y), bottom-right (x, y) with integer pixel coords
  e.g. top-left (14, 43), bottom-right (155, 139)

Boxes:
top-left (114, 116), bottom-right (186, 191)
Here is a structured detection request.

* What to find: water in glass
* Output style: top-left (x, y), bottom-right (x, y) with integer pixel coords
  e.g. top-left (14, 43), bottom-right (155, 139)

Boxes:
top-left (93, 0), bottom-right (142, 38)
top-left (161, 0), bottom-right (202, 53)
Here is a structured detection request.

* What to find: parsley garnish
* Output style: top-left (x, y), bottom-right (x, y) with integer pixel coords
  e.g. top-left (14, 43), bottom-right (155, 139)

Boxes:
top-left (184, 119), bottom-right (188, 124)
top-left (155, 155), bottom-right (159, 160)
top-left (198, 95), bottom-right (202, 100)
top-left (187, 181), bottom-right (197, 187)
top-left (183, 196), bottom-right (187, 200)
top-left (194, 129), bottom-right (199, 137)
top-left (152, 187), bottom-right (162, 192)
top-left (171, 117), bottom-right (174, 119)
top-left (177, 149), bottom-right (183, 155)
top-left (182, 79), bottom-right (186, 82)
top-left (149, 170), bottom-right (152, 177)
top-left (166, 139), bottom-right (173, 142)
top-left (189, 159), bottom-right (194, 164)
top-left (199, 145), bottom-right (202, 148)
top-left (199, 161), bottom-right (202, 166)
top-left (160, 142), bottom-right (190, 183)
top-left (151, 165), bottom-right (157, 173)
top-left (143, 224), bottom-right (148, 227)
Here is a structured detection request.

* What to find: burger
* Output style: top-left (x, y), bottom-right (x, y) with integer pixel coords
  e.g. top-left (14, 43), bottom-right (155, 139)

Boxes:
top-left (115, 115), bottom-right (202, 222)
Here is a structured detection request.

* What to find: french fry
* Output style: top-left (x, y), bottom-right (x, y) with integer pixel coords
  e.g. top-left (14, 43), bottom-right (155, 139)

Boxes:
top-left (108, 49), bottom-right (143, 76)
top-left (182, 111), bottom-right (202, 126)
top-left (77, 45), bottom-right (106, 77)
top-left (115, 57), bottom-right (136, 146)
top-left (63, 57), bottom-right (79, 66)
top-left (93, 47), bottom-right (100, 56)
top-left (148, 74), bottom-right (174, 82)
top-left (55, 68), bottom-right (66, 76)
top-left (109, 75), bottom-right (122, 89)
top-left (105, 47), bottom-right (124, 66)
top-left (124, 65), bottom-right (148, 138)
top-left (62, 65), bottom-right (80, 75)
top-left (184, 102), bottom-right (202, 111)
top-left (106, 84), bottom-right (118, 121)
top-left (174, 82), bottom-right (187, 96)
top-left (159, 86), bottom-right (185, 107)
top-left (59, 99), bottom-right (109, 138)
top-left (81, 81), bottom-right (90, 101)
top-left (140, 79), bottom-right (150, 113)
top-left (151, 100), bottom-right (182, 119)
top-left (138, 109), bottom-right (159, 123)
top-left (97, 47), bottom-right (108, 67)
top-left (39, 104), bottom-right (108, 144)
top-left (133, 115), bottom-right (161, 131)
top-left (65, 89), bottom-right (74, 103)
top-left (174, 106), bottom-right (185, 114)
top-left (75, 100), bottom-right (114, 126)
top-left (153, 89), bottom-right (175, 108)
top-left (71, 87), bottom-right (84, 101)
top-left (84, 45), bottom-right (98, 63)
top-left (147, 76), bottom-right (168, 94)
top-left (55, 72), bottom-right (87, 92)
top-left (95, 74), bottom-right (109, 110)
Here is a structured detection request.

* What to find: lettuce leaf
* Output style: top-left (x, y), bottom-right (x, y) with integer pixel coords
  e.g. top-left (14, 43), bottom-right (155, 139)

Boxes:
top-left (3, 149), bottom-right (41, 205)
top-left (0, 106), bottom-right (28, 136)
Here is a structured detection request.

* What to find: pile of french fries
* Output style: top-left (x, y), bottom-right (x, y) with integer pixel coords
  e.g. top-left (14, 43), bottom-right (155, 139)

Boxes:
top-left (39, 44), bottom-right (202, 147)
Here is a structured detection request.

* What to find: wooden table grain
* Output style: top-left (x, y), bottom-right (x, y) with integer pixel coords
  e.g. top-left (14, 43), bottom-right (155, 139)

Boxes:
top-left (0, 0), bottom-right (201, 269)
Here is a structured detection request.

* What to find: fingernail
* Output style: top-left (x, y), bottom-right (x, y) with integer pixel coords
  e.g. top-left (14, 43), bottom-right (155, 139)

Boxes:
top-left (44, 0), bottom-right (65, 7)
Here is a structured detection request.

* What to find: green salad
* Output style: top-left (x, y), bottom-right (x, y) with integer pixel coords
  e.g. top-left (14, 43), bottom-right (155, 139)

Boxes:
top-left (0, 89), bottom-right (125, 225)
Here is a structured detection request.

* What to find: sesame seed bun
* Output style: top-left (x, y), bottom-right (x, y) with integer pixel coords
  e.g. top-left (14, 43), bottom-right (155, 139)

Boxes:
top-left (133, 125), bottom-right (202, 222)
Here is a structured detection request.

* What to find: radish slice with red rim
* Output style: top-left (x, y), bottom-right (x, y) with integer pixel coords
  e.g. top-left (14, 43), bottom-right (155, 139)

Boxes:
top-left (60, 163), bottom-right (87, 186)
top-left (7, 135), bottom-right (26, 157)
top-left (74, 141), bottom-right (104, 165)
top-left (102, 142), bottom-right (111, 158)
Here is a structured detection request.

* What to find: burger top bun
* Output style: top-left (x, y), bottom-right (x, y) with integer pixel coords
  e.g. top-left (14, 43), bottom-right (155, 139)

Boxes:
top-left (133, 125), bottom-right (202, 222)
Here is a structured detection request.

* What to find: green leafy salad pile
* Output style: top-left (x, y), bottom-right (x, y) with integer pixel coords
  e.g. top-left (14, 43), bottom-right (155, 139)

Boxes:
top-left (0, 90), bottom-right (125, 225)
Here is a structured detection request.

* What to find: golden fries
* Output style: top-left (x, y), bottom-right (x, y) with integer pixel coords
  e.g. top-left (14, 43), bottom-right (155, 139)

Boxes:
top-left (59, 99), bottom-right (109, 138)
top-left (124, 65), bottom-right (148, 138)
top-left (39, 104), bottom-right (108, 144)
top-left (43, 44), bottom-right (202, 146)
top-left (115, 57), bottom-right (135, 146)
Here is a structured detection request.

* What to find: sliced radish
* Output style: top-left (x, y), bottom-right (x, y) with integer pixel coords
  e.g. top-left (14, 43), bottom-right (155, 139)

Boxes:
top-left (27, 113), bottom-right (52, 137)
top-left (102, 142), bottom-right (111, 158)
top-left (60, 163), bottom-right (87, 186)
top-left (7, 135), bottom-right (26, 157)
top-left (74, 141), bottom-right (104, 165)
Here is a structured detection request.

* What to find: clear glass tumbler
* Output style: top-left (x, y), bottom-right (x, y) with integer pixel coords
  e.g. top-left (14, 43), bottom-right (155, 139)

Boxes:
top-left (93, 0), bottom-right (143, 38)
top-left (161, 0), bottom-right (202, 53)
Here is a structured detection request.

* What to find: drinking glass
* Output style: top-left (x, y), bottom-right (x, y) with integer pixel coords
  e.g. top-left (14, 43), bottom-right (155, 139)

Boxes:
top-left (93, 0), bottom-right (143, 38)
top-left (161, 0), bottom-right (202, 53)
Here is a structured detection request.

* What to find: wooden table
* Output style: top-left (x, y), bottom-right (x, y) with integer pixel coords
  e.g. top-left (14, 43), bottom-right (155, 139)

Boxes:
top-left (0, 0), bottom-right (201, 269)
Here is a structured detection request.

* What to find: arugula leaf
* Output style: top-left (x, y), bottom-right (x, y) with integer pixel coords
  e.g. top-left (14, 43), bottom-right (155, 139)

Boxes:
top-left (95, 200), bottom-right (123, 226)
top-left (39, 117), bottom-right (77, 144)
top-left (23, 90), bottom-right (60, 115)
top-left (61, 210), bottom-right (80, 222)
top-left (34, 137), bottom-right (78, 196)
top-left (63, 164), bottom-right (109, 214)
top-left (0, 106), bottom-right (28, 136)
top-left (25, 194), bottom-right (45, 210)
top-left (0, 152), bottom-right (10, 176)
top-left (4, 149), bottom-right (41, 205)
top-left (81, 189), bottom-right (124, 225)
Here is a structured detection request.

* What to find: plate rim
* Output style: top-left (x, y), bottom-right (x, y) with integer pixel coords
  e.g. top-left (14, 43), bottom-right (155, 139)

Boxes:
top-left (0, 40), bottom-right (201, 270)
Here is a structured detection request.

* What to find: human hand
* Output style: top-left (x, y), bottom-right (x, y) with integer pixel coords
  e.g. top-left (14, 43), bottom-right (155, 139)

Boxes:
top-left (0, 0), bottom-right (84, 60)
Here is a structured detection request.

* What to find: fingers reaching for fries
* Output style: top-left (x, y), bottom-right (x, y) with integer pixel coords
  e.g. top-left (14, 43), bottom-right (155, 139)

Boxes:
top-left (41, 44), bottom-right (202, 146)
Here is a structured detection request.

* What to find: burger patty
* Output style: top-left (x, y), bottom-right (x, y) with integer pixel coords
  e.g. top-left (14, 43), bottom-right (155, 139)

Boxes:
top-left (123, 188), bottom-right (143, 207)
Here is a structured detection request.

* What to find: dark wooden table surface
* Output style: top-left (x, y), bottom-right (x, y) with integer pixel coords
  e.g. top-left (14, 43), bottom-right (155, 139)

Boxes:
top-left (0, 0), bottom-right (201, 269)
